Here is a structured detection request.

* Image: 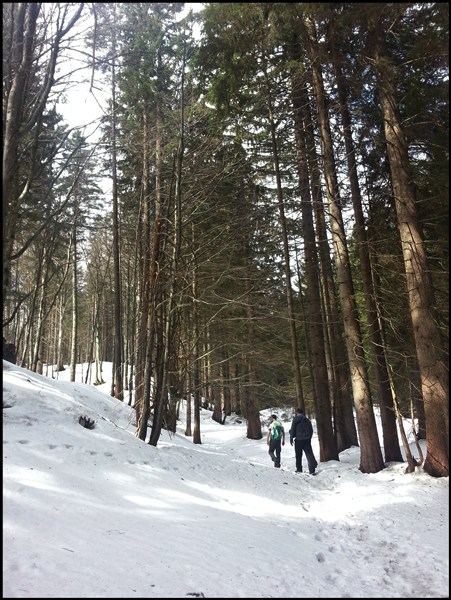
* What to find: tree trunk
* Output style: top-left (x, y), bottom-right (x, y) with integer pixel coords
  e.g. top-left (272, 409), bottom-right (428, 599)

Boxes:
top-left (69, 219), bottom-right (78, 383)
top-left (300, 78), bottom-right (358, 452)
top-left (303, 12), bottom-right (384, 473)
top-left (55, 294), bottom-right (67, 373)
top-left (31, 252), bottom-right (49, 373)
top-left (110, 4), bottom-right (123, 401)
top-left (3, 4), bottom-right (40, 313)
top-left (134, 107), bottom-right (151, 425)
top-left (192, 227), bottom-right (202, 445)
top-left (211, 357), bottom-right (223, 424)
top-left (241, 189), bottom-right (262, 441)
top-left (370, 14), bottom-right (448, 477)
top-left (144, 44), bottom-right (166, 445)
top-left (185, 383), bottom-right (192, 437)
top-left (150, 47), bottom-right (187, 444)
top-left (233, 363), bottom-right (242, 415)
top-left (289, 47), bottom-right (339, 462)
top-left (329, 27), bottom-right (402, 463)
top-left (222, 354), bottom-right (232, 417)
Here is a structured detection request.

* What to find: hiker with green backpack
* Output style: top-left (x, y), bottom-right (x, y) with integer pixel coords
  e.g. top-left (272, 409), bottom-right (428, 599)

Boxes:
top-left (266, 414), bottom-right (285, 468)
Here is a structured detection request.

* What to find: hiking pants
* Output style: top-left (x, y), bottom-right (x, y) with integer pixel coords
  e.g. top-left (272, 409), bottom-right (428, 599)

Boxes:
top-left (269, 439), bottom-right (282, 468)
top-left (294, 439), bottom-right (317, 473)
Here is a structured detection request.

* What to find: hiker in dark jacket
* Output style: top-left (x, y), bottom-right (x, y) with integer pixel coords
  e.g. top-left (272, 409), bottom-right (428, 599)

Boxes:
top-left (289, 408), bottom-right (318, 474)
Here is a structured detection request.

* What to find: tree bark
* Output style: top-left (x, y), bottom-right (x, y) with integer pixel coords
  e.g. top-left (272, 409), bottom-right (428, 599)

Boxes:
top-left (110, 3), bottom-right (123, 401)
top-left (192, 225), bottom-right (202, 445)
top-left (303, 12), bottom-right (384, 473)
top-left (370, 13), bottom-right (448, 477)
top-left (328, 24), bottom-right (402, 463)
top-left (289, 49), bottom-right (339, 462)
top-left (69, 217), bottom-right (78, 383)
top-left (300, 78), bottom-right (358, 452)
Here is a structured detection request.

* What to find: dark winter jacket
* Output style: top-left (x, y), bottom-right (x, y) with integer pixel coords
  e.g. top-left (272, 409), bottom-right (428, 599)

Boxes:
top-left (289, 414), bottom-right (313, 443)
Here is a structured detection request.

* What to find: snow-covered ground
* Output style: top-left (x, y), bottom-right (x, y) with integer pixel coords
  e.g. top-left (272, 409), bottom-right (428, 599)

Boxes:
top-left (3, 361), bottom-right (449, 598)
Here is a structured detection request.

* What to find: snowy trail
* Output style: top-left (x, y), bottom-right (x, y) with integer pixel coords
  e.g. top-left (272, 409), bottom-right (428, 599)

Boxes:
top-left (3, 361), bottom-right (449, 598)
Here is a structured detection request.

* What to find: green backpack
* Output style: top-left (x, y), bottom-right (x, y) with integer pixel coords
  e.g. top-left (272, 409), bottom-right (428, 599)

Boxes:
top-left (271, 421), bottom-right (283, 441)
